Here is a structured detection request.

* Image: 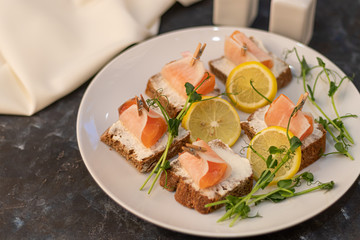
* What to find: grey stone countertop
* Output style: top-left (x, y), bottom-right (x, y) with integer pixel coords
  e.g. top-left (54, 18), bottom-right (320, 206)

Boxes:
top-left (1, 0), bottom-right (359, 239)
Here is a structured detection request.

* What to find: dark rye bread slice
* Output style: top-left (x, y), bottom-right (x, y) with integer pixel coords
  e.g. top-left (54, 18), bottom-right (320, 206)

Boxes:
top-left (101, 126), bottom-right (190, 173)
top-left (209, 54), bottom-right (292, 89)
top-left (159, 140), bottom-right (253, 214)
top-left (240, 107), bottom-right (327, 171)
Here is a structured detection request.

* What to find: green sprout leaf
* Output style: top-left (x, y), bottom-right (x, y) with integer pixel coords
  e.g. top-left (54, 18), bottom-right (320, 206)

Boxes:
top-left (316, 116), bottom-right (328, 129)
top-left (299, 172), bottom-right (314, 182)
top-left (301, 56), bottom-right (311, 75)
top-left (334, 142), bottom-right (347, 154)
top-left (317, 57), bottom-right (325, 67)
top-left (185, 82), bottom-right (202, 103)
top-left (267, 192), bottom-right (286, 203)
top-left (185, 82), bottom-right (195, 95)
top-left (269, 146), bottom-right (285, 155)
top-left (233, 202), bottom-right (250, 218)
top-left (168, 118), bottom-right (181, 137)
top-left (266, 155), bottom-right (278, 169)
top-left (259, 170), bottom-right (274, 190)
top-left (307, 84), bottom-right (315, 101)
top-left (320, 181), bottom-right (335, 190)
top-left (328, 81), bottom-right (338, 97)
top-left (189, 91), bottom-right (202, 103)
top-left (332, 118), bottom-right (344, 129)
top-left (277, 179), bottom-right (293, 188)
top-left (289, 136), bottom-right (302, 153)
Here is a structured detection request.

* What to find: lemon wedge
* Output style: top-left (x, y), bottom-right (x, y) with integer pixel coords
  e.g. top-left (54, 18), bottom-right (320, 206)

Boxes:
top-left (182, 97), bottom-right (241, 146)
top-left (226, 61), bottom-right (277, 113)
top-left (247, 126), bottom-right (301, 185)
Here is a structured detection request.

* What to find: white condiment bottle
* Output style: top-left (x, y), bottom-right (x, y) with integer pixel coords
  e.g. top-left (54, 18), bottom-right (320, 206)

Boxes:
top-left (213, 0), bottom-right (259, 27)
top-left (269, 0), bottom-right (317, 44)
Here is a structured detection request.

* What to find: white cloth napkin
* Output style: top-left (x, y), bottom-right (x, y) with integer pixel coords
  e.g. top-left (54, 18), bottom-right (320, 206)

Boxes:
top-left (0, 0), bottom-right (200, 116)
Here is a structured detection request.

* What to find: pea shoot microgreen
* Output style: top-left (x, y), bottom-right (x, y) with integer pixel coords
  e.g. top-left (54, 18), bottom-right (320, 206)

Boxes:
top-left (205, 103), bottom-right (334, 227)
top-left (207, 171), bottom-right (333, 227)
top-left (140, 73), bottom-right (218, 194)
top-left (286, 48), bottom-right (357, 159)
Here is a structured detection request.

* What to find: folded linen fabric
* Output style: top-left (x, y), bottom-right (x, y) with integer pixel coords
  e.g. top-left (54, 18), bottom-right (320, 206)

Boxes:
top-left (0, 0), bottom-right (199, 116)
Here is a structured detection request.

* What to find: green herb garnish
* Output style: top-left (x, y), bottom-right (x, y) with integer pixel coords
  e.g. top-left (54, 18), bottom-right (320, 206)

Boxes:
top-left (205, 104), bottom-right (334, 227)
top-left (140, 74), bottom-right (212, 194)
top-left (286, 48), bottom-right (357, 159)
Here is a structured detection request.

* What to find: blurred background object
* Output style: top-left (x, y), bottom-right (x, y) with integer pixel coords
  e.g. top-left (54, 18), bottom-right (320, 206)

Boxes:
top-left (269, 0), bottom-right (317, 44)
top-left (213, 0), bottom-right (259, 27)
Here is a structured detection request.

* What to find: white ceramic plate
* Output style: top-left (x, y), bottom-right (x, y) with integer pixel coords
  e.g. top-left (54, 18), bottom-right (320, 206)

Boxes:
top-left (76, 26), bottom-right (360, 238)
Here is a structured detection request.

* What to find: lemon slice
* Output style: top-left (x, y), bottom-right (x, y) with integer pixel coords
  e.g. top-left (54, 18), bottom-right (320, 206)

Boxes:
top-left (182, 97), bottom-right (241, 146)
top-left (247, 126), bottom-right (301, 185)
top-left (226, 61), bottom-right (277, 113)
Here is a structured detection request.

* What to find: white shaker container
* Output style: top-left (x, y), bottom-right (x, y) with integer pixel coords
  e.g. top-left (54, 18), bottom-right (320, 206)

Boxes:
top-left (213, 0), bottom-right (259, 27)
top-left (269, 0), bottom-right (317, 44)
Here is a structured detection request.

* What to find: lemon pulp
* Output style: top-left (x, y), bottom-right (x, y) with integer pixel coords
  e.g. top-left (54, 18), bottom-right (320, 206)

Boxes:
top-left (226, 61), bottom-right (277, 113)
top-left (247, 126), bottom-right (301, 184)
top-left (182, 97), bottom-right (241, 146)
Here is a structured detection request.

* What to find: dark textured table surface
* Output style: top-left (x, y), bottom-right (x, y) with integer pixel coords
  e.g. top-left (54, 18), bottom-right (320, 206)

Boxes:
top-left (1, 0), bottom-right (359, 239)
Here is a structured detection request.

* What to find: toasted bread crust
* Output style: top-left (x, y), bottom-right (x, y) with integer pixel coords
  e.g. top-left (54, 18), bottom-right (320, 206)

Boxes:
top-left (240, 112), bottom-right (327, 171)
top-left (299, 127), bottom-right (326, 169)
top-left (208, 58), bottom-right (228, 83)
top-left (174, 177), bottom-right (221, 214)
top-left (240, 121), bottom-right (256, 141)
top-left (100, 128), bottom-right (190, 173)
top-left (208, 56), bottom-right (292, 89)
top-left (276, 64), bottom-right (292, 89)
top-left (159, 141), bottom-right (253, 214)
top-left (145, 73), bottom-right (182, 118)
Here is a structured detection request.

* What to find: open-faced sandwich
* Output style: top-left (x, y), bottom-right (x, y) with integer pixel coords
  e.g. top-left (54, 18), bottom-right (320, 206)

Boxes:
top-left (145, 44), bottom-right (219, 118)
top-left (241, 93), bottom-right (327, 170)
top-left (160, 139), bottom-right (253, 214)
top-left (209, 30), bottom-right (292, 89)
top-left (101, 95), bottom-right (190, 173)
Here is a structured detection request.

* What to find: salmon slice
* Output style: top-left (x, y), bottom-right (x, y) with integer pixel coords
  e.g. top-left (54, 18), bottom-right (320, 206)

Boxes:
top-left (196, 72), bottom-right (216, 95)
top-left (224, 30), bottom-right (274, 69)
top-left (141, 114), bottom-right (168, 148)
top-left (264, 94), bottom-right (313, 141)
top-left (118, 98), bottom-right (167, 148)
top-left (161, 55), bottom-right (215, 98)
top-left (178, 139), bottom-right (230, 189)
